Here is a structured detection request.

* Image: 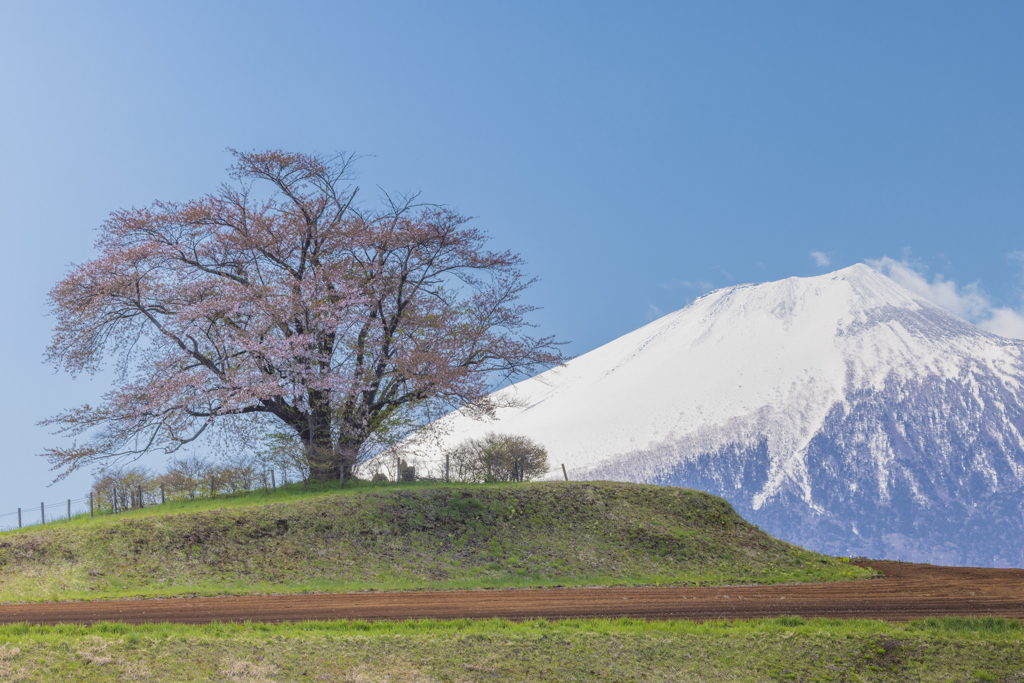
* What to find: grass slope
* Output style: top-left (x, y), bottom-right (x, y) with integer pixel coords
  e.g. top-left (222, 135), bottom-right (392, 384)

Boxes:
top-left (0, 481), bottom-right (871, 601)
top-left (0, 617), bottom-right (1021, 682)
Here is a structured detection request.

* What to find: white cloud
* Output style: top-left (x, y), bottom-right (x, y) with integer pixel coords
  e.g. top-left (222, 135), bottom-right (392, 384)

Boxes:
top-left (810, 251), bottom-right (831, 267)
top-left (645, 302), bottom-right (664, 321)
top-left (984, 308), bottom-right (1024, 339)
top-left (867, 256), bottom-right (1024, 340)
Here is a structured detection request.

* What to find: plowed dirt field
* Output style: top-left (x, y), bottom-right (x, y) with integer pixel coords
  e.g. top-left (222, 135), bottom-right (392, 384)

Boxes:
top-left (2, 561), bottom-right (1022, 625)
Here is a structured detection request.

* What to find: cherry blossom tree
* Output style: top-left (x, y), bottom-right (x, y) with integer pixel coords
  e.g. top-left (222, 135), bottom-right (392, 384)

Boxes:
top-left (43, 150), bottom-right (564, 480)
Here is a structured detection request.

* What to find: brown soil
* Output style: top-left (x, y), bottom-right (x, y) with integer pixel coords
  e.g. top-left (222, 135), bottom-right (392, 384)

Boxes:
top-left (2, 561), bottom-right (1022, 625)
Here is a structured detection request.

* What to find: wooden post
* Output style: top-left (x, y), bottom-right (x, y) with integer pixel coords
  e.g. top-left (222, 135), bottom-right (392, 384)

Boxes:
top-left (41, 502), bottom-right (45, 525)
top-left (561, 464), bottom-right (569, 481)
top-left (90, 492), bottom-right (94, 518)
top-left (67, 499), bottom-right (71, 521)
top-left (340, 464), bottom-right (345, 489)
top-left (161, 484), bottom-right (165, 505)
top-left (138, 485), bottom-right (144, 508)
top-left (445, 452), bottom-right (450, 483)
top-left (113, 489), bottom-right (118, 514)
top-left (514, 461), bottom-right (519, 483)
top-left (17, 508), bottom-right (21, 528)
top-left (271, 470), bottom-right (276, 491)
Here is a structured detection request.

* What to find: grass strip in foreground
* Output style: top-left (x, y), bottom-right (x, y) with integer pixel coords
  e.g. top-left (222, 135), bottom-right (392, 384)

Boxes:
top-left (0, 616), bottom-right (1021, 681)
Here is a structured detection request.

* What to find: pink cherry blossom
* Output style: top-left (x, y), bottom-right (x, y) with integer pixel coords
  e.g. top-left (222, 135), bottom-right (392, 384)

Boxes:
top-left (42, 150), bottom-right (565, 480)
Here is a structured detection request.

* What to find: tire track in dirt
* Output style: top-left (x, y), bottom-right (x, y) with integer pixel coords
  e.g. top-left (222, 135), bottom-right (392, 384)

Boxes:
top-left (1, 562), bottom-right (1022, 625)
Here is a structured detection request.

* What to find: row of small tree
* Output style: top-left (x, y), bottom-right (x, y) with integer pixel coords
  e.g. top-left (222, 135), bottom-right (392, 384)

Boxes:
top-left (89, 433), bottom-right (550, 508)
top-left (89, 454), bottom-right (270, 509)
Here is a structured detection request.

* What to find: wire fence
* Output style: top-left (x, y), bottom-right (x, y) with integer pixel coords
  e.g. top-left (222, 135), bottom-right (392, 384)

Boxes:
top-left (0, 497), bottom-right (93, 532)
top-left (0, 470), bottom-right (291, 534)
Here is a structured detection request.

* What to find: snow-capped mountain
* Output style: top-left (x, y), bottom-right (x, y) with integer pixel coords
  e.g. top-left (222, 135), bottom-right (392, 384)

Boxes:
top-left (406, 264), bottom-right (1024, 567)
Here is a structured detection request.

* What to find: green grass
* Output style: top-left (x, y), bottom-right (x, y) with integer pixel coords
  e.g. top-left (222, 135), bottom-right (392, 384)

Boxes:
top-left (0, 616), bottom-right (1020, 681)
top-left (0, 481), bottom-right (873, 602)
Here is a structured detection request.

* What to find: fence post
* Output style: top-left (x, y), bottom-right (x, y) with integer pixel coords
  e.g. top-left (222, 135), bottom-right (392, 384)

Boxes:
top-left (17, 508), bottom-right (21, 528)
top-left (271, 470), bottom-right (276, 492)
top-left (339, 465), bottom-right (345, 489)
top-left (41, 502), bottom-right (45, 525)
top-left (67, 499), bottom-right (71, 522)
top-left (446, 452), bottom-right (450, 483)
top-left (161, 484), bottom-right (165, 505)
top-left (113, 489), bottom-right (118, 514)
top-left (90, 492), bottom-right (94, 518)
top-left (138, 485), bottom-right (144, 509)
top-left (562, 464), bottom-right (569, 481)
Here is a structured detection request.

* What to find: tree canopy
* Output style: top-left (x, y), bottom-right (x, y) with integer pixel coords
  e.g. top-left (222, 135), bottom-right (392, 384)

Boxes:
top-left (43, 150), bottom-right (564, 479)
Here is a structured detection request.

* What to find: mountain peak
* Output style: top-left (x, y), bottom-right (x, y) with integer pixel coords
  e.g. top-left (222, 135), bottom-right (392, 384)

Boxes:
top-left (396, 266), bottom-right (1024, 567)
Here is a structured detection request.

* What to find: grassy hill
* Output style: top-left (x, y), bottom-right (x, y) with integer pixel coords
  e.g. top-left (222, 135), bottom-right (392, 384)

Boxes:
top-left (0, 481), bottom-right (872, 601)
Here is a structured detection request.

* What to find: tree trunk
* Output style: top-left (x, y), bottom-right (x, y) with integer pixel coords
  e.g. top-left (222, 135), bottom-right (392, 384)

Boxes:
top-left (301, 394), bottom-right (335, 481)
top-left (334, 442), bottom-right (360, 482)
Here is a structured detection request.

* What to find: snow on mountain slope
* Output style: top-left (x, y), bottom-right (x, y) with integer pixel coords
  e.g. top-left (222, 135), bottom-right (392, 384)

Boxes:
top-left (399, 264), bottom-right (1024, 567)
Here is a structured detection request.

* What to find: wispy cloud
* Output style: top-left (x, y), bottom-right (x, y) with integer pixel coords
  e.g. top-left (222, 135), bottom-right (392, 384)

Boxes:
top-left (868, 256), bottom-right (1024, 339)
top-left (1011, 251), bottom-right (1024, 278)
top-left (661, 279), bottom-right (714, 293)
top-left (645, 302), bottom-right (665, 321)
top-left (810, 251), bottom-right (831, 267)
top-left (712, 265), bottom-right (732, 280)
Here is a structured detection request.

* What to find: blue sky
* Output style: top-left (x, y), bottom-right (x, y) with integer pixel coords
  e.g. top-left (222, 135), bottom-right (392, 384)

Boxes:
top-left (1, 1), bottom-right (1022, 507)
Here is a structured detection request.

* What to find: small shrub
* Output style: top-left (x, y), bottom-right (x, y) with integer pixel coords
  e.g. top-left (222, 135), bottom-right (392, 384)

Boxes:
top-left (445, 433), bottom-right (549, 482)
